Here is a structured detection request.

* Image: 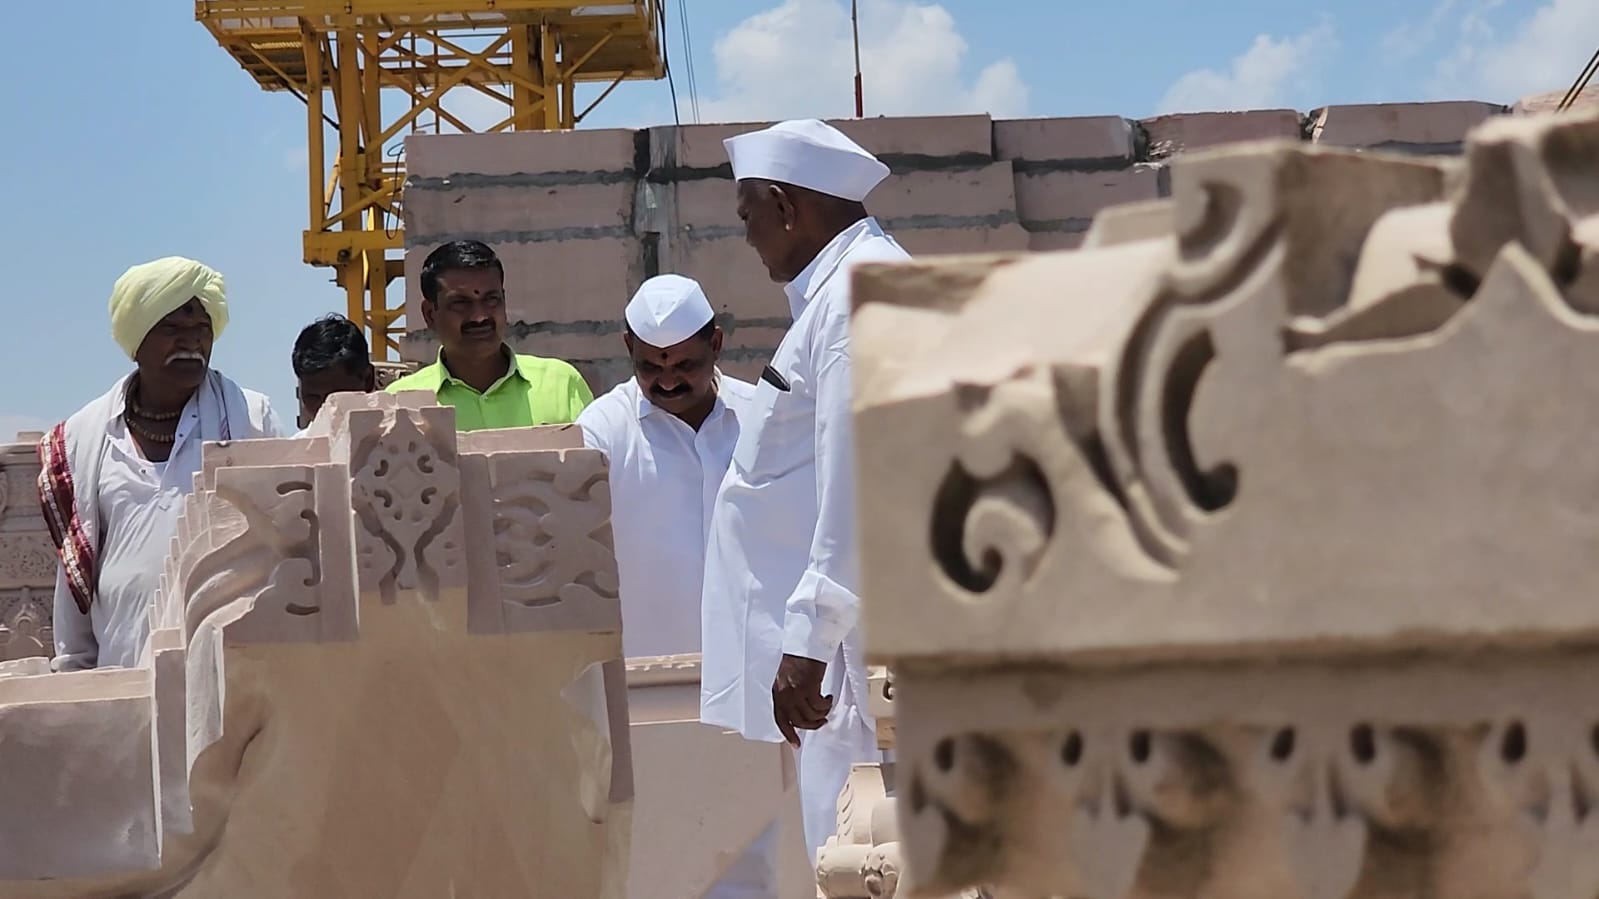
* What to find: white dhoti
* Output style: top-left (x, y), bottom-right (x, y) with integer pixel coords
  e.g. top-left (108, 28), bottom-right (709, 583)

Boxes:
top-left (794, 644), bottom-right (882, 857)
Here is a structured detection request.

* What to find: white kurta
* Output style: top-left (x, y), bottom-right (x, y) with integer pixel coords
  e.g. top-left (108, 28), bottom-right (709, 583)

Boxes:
top-left (52, 384), bottom-right (282, 671)
top-left (577, 374), bottom-right (755, 659)
top-left (700, 217), bottom-right (911, 853)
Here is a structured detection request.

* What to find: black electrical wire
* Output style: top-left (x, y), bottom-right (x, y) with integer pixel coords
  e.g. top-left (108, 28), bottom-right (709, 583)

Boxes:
top-left (1557, 42), bottom-right (1599, 112)
top-left (659, 1), bottom-right (682, 126)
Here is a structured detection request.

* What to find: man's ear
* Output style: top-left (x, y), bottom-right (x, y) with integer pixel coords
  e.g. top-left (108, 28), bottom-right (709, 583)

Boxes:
top-left (420, 298), bottom-right (437, 329)
top-left (363, 366), bottom-right (377, 392)
top-left (709, 327), bottom-right (724, 358)
top-left (770, 184), bottom-right (797, 229)
top-left (623, 331), bottom-right (635, 355)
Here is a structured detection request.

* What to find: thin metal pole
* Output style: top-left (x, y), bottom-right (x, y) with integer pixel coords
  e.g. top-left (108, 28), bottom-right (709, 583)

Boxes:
top-left (852, 0), bottom-right (864, 117)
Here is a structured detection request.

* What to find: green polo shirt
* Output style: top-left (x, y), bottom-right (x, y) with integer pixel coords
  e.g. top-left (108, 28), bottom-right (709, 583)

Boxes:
top-left (386, 349), bottom-right (593, 431)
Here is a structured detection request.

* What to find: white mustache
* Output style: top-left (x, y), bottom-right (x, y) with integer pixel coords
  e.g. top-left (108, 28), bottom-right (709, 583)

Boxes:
top-left (165, 350), bottom-right (206, 364)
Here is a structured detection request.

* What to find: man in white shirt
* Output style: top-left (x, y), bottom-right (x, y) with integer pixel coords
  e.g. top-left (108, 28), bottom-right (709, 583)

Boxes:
top-left (577, 275), bottom-right (772, 897)
top-left (577, 274), bottom-right (754, 658)
top-left (700, 120), bottom-right (912, 858)
top-left (38, 257), bottom-right (283, 671)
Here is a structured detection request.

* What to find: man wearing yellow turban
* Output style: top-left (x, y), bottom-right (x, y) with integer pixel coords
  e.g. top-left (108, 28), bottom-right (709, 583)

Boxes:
top-left (37, 256), bottom-right (284, 670)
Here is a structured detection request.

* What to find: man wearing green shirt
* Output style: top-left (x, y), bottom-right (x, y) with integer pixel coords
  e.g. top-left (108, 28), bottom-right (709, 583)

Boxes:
top-left (388, 240), bottom-right (593, 430)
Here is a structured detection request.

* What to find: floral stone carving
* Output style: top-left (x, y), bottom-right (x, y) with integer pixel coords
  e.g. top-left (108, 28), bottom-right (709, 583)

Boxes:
top-left (850, 108), bottom-right (1599, 898)
top-left (0, 393), bottom-right (630, 897)
top-left (0, 441), bottom-right (53, 660)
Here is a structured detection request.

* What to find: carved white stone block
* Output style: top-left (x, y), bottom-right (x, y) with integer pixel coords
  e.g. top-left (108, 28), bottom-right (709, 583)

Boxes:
top-left (0, 395), bottom-right (631, 897)
top-left (852, 108), bottom-right (1599, 898)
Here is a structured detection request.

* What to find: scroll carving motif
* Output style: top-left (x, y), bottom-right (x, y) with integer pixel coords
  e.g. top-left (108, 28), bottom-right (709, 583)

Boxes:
top-left (852, 109), bottom-right (1599, 897)
top-left (183, 468), bottom-right (322, 636)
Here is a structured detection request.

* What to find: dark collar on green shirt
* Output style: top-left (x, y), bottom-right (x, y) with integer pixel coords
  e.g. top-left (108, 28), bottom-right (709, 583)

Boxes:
top-left (437, 344), bottom-right (526, 392)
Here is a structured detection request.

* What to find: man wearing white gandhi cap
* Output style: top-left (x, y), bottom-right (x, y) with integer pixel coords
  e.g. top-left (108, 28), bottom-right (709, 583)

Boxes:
top-left (700, 119), bottom-right (912, 860)
top-left (38, 257), bottom-right (283, 671)
top-left (577, 274), bottom-right (755, 660)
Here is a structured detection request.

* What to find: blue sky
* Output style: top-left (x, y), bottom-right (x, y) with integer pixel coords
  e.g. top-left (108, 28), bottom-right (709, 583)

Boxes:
top-left (0, 0), bottom-right (1591, 436)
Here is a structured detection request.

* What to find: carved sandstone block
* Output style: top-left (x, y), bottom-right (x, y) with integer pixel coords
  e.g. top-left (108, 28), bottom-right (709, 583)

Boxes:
top-left (851, 108), bottom-right (1599, 898)
top-left (0, 393), bottom-right (631, 897)
top-left (625, 653), bottom-right (816, 899)
top-left (0, 441), bottom-right (54, 659)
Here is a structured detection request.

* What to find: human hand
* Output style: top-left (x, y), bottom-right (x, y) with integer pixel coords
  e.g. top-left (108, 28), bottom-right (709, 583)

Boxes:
top-left (772, 653), bottom-right (832, 747)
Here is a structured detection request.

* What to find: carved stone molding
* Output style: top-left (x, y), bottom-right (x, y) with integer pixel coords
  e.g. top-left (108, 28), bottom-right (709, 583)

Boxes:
top-left (851, 108), bottom-right (1599, 897)
top-left (0, 533), bottom-right (57, 590)
top-left (0, 395), bottom-right (630, 897)
top-left (0, 589), bottom-right (52, 662)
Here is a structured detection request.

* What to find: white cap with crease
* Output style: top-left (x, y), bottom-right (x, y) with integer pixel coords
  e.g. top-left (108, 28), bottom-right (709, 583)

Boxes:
top-left (625, 274), bottom-right (715, 348)
top-left (723, 119), bottom-right (890, 202)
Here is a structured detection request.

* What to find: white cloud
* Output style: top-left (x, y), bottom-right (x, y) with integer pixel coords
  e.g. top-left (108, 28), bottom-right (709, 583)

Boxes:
top-left (1426, 0), bottom-right (1599, 102)
top-left (696, 0), bottom-right (1028, 122)
top-left (1381, 0), bottom-right (1472, 61)
top-left (437, 87), bottom-right (514, 133)
top-left (1155, 21), bottom-right (1335, 115)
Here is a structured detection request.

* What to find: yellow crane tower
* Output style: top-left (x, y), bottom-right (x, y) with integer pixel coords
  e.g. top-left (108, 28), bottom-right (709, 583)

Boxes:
top-left (196, 1), bottom-right (666, 360)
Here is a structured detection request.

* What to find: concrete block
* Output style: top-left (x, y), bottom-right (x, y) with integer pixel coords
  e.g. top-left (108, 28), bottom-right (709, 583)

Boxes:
top-left (1512, 87), bottom-right (1599, 116)
top-left (832, 115), bottom-right (994, 160)
top-left (661, 115), bottom-right (994, 172)
top-left (404, 237), bottom-right (642, 328)
top-left (994, 115), bottom-right (1136, 165)
top-left (1309, 101), bottom-right (1507, 152)
top-left (661, 164), bottom-right (1021, 245)
top-left (868, 164), bottom-right (1021, 222)
top-left (1012, 165), bottom-right (1163, 234)
top-left (406, 129), bottom-right (638, 178)
top-left (894, 226), bottom-right (1030, 257)
top-left (666, 179), bottom-right (742, 230)
top-left (1028, 231), bottom-right (1085, 253)
top-left (671, 237), bottom-right (787, 324)
top-left (1140, 109), bottom-right (1303, 159)
top-left (404, 181), bottom-right (634, 237)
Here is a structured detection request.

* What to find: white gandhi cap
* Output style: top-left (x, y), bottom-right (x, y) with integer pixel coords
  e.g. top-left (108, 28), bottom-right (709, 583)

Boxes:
top-left (625, 274), bottom-right (715, 348)
top-left (723, 119), bottom-right (891, 202)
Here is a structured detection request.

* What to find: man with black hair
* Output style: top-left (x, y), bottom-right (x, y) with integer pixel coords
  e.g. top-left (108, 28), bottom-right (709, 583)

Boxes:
top-left (387, 239), bottom-right (593, 429)
top-left (291, 314), bottom-right (376, 431)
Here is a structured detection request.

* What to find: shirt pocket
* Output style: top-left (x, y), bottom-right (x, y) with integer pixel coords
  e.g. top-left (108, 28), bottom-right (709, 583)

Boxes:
top-left (732, 375), bottom-right (813, 482)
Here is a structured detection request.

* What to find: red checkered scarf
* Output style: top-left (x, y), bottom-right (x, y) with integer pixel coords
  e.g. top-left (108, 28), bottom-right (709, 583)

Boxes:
top-left (38, 423), bottom-right (96, 614)
top-left (36, 371), bottom-right (248, 615)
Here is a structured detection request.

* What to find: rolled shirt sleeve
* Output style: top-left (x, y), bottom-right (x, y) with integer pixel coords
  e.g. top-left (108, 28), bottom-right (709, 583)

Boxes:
top-left (780, 313), bottom-right (860, 663)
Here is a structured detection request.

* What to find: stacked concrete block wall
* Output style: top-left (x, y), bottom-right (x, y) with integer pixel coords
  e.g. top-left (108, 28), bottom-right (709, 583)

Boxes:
top-left (402, 99), bottom-right (1510, 395)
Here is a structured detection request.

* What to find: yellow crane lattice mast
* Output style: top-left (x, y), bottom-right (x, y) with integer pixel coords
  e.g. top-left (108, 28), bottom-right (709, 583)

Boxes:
top-left (196, 0), bottom-right (666, 359)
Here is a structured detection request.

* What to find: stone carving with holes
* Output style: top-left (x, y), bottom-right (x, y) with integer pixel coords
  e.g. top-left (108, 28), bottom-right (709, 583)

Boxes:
top-left (0, 394), bottom-right (631, 897)
top-left (851, 108), bottom-right (1599, 898)
top-left (0, 439), bottom-right (54, 660)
